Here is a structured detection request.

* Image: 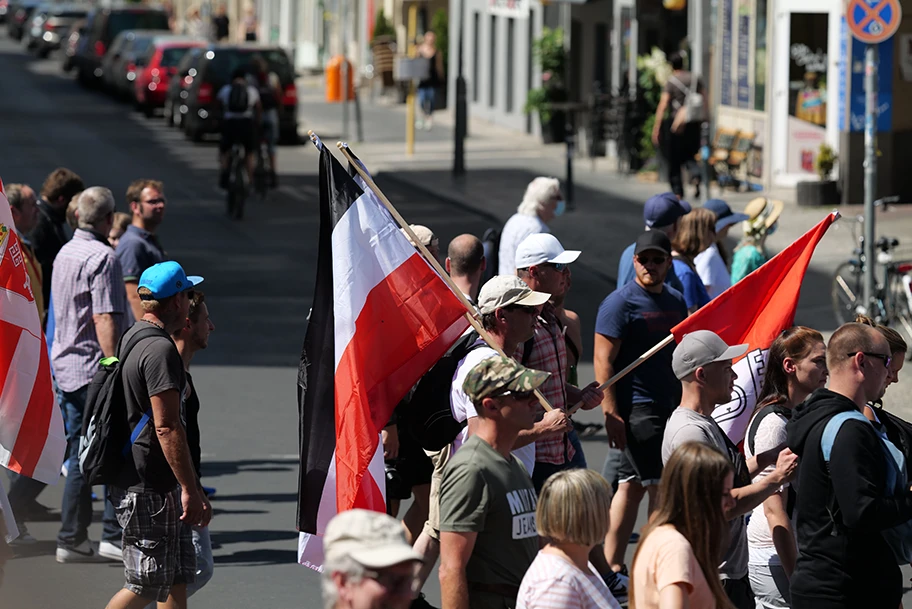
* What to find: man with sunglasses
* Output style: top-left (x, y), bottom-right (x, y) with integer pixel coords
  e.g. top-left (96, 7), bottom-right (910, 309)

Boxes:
top-left (595, 231), bottom-right (687, 588)
top-left (616, 192), bottom-right (689, 295)
top-left (117, 179), bottom-right (168, 321)
top-left (787, 323), bottom-right (912, 609)
top-left (439, 357), bottom-right (550, 609)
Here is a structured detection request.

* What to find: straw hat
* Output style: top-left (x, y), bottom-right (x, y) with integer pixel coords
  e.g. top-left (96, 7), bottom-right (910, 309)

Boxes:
top-left (743, 197), bottom-right (783, 235)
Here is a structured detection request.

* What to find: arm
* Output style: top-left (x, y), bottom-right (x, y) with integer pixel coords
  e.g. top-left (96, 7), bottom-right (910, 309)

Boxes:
top-left (652, 91), bottom-right (670, 145)
top-left (92, 313), bottom-right (119, 358)
top-left (514, 409), bottom-right (571, 449)
top-left (594, 333), bottom-right (627, 450)
top-left (728, 465), bottom-right (791, 519)
top-left (659, 583), bottom-right (690, 609)
top-left (763, 492), bottom-right (797, 576)
top-left (746, 443), bottom-right (784, 476)
top-left (439, 531), bottom-right (477, 609)
top-left (125, 281), bottom-right (143, 321)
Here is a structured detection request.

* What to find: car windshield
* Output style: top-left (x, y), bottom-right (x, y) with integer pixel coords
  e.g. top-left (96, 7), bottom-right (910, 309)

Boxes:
top-left (207, 49), bottom-right (293, 84)
top-left (106, 11), bottom-right (169, 40)
top-left (160, 47), bottom-right (193, 68)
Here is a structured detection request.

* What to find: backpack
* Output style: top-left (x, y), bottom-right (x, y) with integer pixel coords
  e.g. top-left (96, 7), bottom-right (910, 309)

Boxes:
top-left (227, 81), bottom-right (249, 113)
top-left (820, 410), bottom-right (912, 564)
top-left (404, 330), bottom-right (485, 451)
top-left (78, 326), bottom-right (170, 486)
top-left (257, 77), bottom-right (277, 110)
top-left (668, 75), bottom-right (706, 134)
top-left (746, 404), bottom-right (797, 517)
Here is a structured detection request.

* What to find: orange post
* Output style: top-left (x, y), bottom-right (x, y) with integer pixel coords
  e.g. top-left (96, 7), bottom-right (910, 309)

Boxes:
top-left (325, 55), bottom-right (355, 103)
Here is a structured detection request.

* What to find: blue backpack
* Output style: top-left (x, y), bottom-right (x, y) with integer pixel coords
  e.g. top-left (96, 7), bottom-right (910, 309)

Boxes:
top-left (821, 410), bottom-right (912, 563)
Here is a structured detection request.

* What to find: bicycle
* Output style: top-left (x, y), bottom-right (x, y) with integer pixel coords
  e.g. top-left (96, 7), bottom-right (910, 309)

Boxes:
top-left (226, 142), bottom-right (248, 220)
top-left (252, 130), bottom-right (271, 205)
top-left (830, 196), bottom-right (912, 358)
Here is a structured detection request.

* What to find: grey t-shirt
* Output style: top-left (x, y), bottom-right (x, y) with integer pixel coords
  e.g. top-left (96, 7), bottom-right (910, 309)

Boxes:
top-left (118, 321), bottom-right (187, 493)
top-left (439, 435), bottom-right (538, 596)
top-left (662, 407), bottom-right (748, 580)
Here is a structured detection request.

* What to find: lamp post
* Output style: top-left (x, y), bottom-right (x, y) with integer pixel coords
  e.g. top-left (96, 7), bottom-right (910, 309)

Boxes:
top-left (453, 0), bottom-right (467, 176)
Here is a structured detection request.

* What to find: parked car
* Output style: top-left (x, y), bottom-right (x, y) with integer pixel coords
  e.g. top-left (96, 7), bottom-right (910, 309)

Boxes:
top-left (163, 45), bottom-right (204, 129)
top-left (101, 29), bottom-right (171, 99)
top-left (72, 5), bottom-right (170, 88)
top-left (60, 18), bottom-right (85, 72)
top-left (25, 4), bottom-right (87, 58)
top-left (134, 37), bottom-right (204, 117)
top-left (6, 0), bottom-right (41, 40)
top-left (172, 44), bottom-right (299, 143)
top-left (0, 0), bottom-right (9, 25)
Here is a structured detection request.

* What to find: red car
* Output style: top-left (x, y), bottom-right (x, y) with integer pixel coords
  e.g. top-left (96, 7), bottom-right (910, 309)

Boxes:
top-left (134, 37), bottom-right (204, 117)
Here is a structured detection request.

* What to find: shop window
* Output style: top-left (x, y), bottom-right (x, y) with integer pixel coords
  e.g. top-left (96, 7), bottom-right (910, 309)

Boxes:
top-left (786, 13), bottom-right (828, 175)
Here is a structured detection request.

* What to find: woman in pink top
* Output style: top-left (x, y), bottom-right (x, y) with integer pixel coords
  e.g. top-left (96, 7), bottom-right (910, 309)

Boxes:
top-left (630, 442), bottom-right (736, 609)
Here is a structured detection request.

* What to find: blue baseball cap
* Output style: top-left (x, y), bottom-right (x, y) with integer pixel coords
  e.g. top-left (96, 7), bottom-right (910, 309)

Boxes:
top-left (138, 261), bottom-right (204, 299)
top-left (703, 198), bottom-right (749, 232)
top-left (643, 192), bottom-right (691, 228)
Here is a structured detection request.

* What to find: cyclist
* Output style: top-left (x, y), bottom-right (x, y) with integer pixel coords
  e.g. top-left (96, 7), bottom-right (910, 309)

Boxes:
top-left (217, 67), bottom-right (261, 190)
top-left (248, 55), bottom-right (282, 188)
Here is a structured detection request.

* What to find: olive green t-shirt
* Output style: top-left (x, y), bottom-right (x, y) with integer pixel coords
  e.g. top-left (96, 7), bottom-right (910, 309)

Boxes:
top-left (439, 435), bottom-right (539, 591)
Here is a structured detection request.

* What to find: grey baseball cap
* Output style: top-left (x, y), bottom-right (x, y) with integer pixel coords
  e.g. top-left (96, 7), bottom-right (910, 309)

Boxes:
top-left (477, 275), bottom-right (551, 315)
top-left (672, 330), bottom-right (749, 380)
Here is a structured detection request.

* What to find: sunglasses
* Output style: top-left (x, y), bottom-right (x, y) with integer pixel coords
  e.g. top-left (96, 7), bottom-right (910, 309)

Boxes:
top-left (361, 569), bottom-right (419, 595)
top-left (503, 304), bottom-right (538, 315)
top-left (848, 351), bottom-right (893, 369)
top-left (142, 197), bottom-right (167, 205)
top-left (636, 255), bottom-right (668, 265)
top-left (539, 262), bottom-right (568, 272)
top-left (493, 389), bottom-right (536, 400)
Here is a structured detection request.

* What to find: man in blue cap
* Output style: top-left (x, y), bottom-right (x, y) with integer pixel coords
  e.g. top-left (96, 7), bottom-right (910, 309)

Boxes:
top-left (615, 192), bottom-right (690, 294)
top-left (106, 261), bottom-right (211, 609)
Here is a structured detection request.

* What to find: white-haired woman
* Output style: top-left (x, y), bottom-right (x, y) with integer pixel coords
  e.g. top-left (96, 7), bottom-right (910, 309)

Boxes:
top-left (498, 177), bottom-right (564, 275)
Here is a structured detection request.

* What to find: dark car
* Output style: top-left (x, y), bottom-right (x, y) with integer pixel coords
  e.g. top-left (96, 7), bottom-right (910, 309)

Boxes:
top-left (0, 0), bottom-right (9, 24)
top-left (172, 44), bottom-right (299, 143)
top-left (60, 18), bottom-right (85, 72)
top-left (163, 45), bottom-right (203, 129)
top-left (26, 4), bottom-right (87, 58)
top-left (101, 29), bottom-right (171, 99)
top-left (135, 37), bottom-right (204, 117)
top-left (6, 0), bottom-right (41, 40)
top-left (72, 5), bottom-right (170, 88)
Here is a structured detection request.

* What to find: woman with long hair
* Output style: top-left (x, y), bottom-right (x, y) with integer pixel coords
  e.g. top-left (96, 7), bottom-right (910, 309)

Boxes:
top-left (518, 469), bottom-right (621, 609)
top-left (630, 442), bottom-right (735, 609)
top-left (855, 315), bottom-right (909, 453)
top-left (672, 207), bottom-right (714, 312)
top-left (743, 326), bottom-right (827, 608)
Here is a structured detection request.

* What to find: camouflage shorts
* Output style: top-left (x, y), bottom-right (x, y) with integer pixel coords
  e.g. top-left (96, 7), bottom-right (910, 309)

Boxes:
top-left (111, 487), bottom-right (196, 602)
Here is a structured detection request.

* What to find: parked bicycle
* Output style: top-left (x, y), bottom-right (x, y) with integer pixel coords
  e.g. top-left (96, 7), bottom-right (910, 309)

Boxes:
top-left (226, 142), bottom-right (248, 220)
top-left (831, 196), bottom-right (912, 357)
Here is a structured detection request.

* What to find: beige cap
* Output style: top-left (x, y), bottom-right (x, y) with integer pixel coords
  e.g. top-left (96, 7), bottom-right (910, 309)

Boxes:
top-left (477, 275), bottom-right (551, 315)
top-left (324, 509), bottom-right (423, 569)
top-left (400, 224), bottom-right (438, 248)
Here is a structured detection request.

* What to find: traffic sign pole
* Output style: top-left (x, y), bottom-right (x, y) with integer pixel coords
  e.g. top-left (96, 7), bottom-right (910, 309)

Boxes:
top-left (863, 43), bottom-right (877, 314)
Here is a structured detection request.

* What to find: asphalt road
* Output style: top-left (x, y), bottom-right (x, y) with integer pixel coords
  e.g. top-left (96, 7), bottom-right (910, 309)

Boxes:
top-left (2, 32), bottom-right (912, 609)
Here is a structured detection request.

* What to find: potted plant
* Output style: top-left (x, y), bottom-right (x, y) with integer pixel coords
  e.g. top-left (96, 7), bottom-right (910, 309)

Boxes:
top-left (797, 143), bottom-right (840, 206)
top-left (634, 48), bottom-right (671, 175)
top-left (524, 27), bottom-right (567, 143)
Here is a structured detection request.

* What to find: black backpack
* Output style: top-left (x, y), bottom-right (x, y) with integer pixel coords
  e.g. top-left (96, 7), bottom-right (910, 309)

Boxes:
top-left (746, 403), bottom-right (796, 516)
top-left (227, 81), bottom-right (249, 113)
top-left (258, 79), bottom-right (277, 110)
top-left (78, 326), bottom-right (169, 486)
top-left (404, 330), bottom-right (486, 451)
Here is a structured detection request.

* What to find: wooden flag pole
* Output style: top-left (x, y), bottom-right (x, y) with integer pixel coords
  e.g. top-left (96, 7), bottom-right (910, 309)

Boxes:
top-left (336, 141), bottom-right (554, 412)
top-left (567, 333), bottom-right (676, 415)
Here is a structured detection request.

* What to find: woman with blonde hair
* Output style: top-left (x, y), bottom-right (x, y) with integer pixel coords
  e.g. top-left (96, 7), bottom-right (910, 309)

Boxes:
top-left (517, 469), bottom-right (621, 609)
top-left (630, 442), bottom-right (735, 609)
top-left (671, 207), bottom-right (714, 312)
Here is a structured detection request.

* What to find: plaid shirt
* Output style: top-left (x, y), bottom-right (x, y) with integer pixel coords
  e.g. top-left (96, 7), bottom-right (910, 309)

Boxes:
top-left (51, 229), bottom-right (129, 392)
top-left (516, 302), bottom-right (573, 465)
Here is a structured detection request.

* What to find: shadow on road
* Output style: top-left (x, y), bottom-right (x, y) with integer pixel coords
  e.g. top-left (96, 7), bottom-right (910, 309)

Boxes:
top-left (202, 459), bottom-right (298, 479)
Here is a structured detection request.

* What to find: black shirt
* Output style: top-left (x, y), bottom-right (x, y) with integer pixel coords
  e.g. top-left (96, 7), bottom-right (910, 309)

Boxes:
top-left (185, 372), bottom-right (202, 479)
top-left (30, 199), bottom-right (69, 315)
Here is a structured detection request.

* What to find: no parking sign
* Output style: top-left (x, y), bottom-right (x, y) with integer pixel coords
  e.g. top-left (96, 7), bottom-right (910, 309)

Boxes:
top-left (847, 0), bottom-right (902, 44)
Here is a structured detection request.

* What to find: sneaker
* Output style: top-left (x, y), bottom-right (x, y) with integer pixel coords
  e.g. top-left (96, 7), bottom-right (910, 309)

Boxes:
top-left (10, 524), bottom-right (37, 545)
top-left (203, 485), bottom-right (217, 498)
top-left (98, 540), bottom-right (123, 561)
top-left (56, 540), bottom-right (107, 563)
top-left (602, 568), bottom-right (629, 605)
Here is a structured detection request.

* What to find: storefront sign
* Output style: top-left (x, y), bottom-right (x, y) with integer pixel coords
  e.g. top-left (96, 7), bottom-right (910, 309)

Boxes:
top-left (736, 2), bottom-right (751, 108)
top-left (721, 0), bottom-right (733, 105)
top-left (848, 36), bottom-right (893, 131)
top-left (786, 116), bottom-right (826, 174)
top-left (488, 0), bottom-right (529, 18)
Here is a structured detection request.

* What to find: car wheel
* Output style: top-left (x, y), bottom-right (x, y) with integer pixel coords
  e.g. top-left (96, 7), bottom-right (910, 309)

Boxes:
top-left (36, 46), bottom-right (49, 59)
top-left (142, 103), bottom-right (154, 119)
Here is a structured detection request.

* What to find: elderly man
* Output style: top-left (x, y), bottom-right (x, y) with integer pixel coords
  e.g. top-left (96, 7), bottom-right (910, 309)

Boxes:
top-left (51, 187), bottom-right (129, 563)
top-left (322, 509), bottom-right (423, 609)
top-left (498, 177), bottom-right (564, 275)
top-left (787, 323), bottom-right (912, 609)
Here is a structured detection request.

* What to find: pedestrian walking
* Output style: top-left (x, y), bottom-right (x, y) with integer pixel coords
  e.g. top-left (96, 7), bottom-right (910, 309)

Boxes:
top-left (416, 32), bottom-right (443, 130)
top-left (743, 327), bottom-right (827, 609)
top-left (616, 192), bottom-right (689, 294)
top-left (237, 6), bottom-right (257, 42)
top-left (438, 356), bottom-right (550, 609)
top-left (517, 469), bottom-right (622, 609)
top-left (671, 206), bottom-right (713, 312)
top-left (211, 3), bottom-right (229, 41)
top-left (596, 231), bottom-right (687, 597)
top-left (498, 177), bottom-right (563, 275)
top-left (322, 509), bottom-right (423, 609)
top-left (445, 234), bottom-right (486, 304)
top-left (514, 233), bottom-right (603, 491)
top-left (731, 197), bottom-right (782, 284)
top-left (629, 441), bottom-right (736, 609)
top-left (787, 323), bottom-right (912, 609)
top-left (170, 289), bottom-right (216, 599)
top-left (696, 199), bottom-right (748, 299)
top-left (105, 261), bottom-right (210, 609)
top-left (663, 330), bottom-right (799, 609)
top-left (117, 179), bottom-right (167, 321)
top-left (51, 187), bottom-right (129, 563)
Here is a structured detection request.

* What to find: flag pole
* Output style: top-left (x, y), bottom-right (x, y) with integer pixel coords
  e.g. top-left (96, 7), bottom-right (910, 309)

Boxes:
top-left (567, 334), bottom-right (675, 415)
top-left (336, 141), bottom-right (554, 412)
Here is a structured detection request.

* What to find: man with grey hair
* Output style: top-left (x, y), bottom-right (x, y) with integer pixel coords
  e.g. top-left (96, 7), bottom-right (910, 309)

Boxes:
top-left (51, 186), bottom-right (130, 563)
top-left (322, 508), bottom-right (423, 609)
top-left (498, 177), bottom-right (564, 275)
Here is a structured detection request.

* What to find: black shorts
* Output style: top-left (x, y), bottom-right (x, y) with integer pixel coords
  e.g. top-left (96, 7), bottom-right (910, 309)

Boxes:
top-left (393, 424), bottom-right (433, 490)
top-left (617, 402), bottom-right (673, 486)
top-left (219, 118), bottom-right (255, 153)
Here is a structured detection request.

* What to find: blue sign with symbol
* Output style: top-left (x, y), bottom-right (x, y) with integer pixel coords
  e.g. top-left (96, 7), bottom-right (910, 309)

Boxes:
top-left (847, 0), bottom-right (902, 44)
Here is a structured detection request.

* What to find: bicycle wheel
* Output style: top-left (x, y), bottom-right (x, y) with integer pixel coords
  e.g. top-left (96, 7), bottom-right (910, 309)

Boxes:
top-left (832, 261), bottom-right (863, 325)
top-left (887, 273), bottom-right (912, 360)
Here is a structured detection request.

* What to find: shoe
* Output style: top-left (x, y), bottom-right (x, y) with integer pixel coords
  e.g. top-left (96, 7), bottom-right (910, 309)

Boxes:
top-left (629, 532), bottom-right (640, 543)
top-left (61, 462), bottom-right (68, 477)
top-left (98, 540), bottom-right (123, 561)
top-left (10, 524), bottom-right (37, 545)
top-left (203, 486), bottom-right (217, 498)
top-left (56, 540), bottom-right (107, 563)
top-left (410, 593), bottom-right (438, 609)
top-left (415, 119), bottom-right (424, 130)
top-left (602, 568), bottom-right (629, 605)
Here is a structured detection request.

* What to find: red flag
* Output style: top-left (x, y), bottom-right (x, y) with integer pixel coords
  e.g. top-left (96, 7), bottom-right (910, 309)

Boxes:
top-left (671, 212), bottom-right (838, 444)
top-left (297, 139), bottom-right (470, 570)
top-left (0, 186), bottom-right (65, 484)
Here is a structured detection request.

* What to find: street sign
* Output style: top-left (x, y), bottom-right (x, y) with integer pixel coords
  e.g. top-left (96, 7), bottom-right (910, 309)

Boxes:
top-left (847, 0), bottom-right (902, 44)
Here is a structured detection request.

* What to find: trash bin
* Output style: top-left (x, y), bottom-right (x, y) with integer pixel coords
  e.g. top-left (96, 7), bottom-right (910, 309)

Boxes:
top-left (326, 55), bottom-right (355, 103)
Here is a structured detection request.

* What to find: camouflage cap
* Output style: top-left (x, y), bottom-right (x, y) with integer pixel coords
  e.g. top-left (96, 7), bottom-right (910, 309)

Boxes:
top-left (463, 356), bottom-right (550, 403)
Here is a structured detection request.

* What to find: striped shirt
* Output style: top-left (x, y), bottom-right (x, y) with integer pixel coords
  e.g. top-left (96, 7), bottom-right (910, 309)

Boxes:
top-left (51, 229), bottom-right (129, 392)
top-left (518, 552), bottom-right (622, 609)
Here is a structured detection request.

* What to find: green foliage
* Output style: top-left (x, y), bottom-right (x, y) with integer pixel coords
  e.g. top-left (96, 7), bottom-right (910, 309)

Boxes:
top-left (524, 88), bottom-right (552, 123)
top-left (431, 9), bottom-right (448, 77)
top-left (634, 48), bottom-right (669, 163)
top-left (372, 9), bottom-right (396, 41)
top-left (639, 114), bottom-right (657, 163)
top-left (816, 142), bottom-right (837, 180)
top-left (531, 27), bottom-right (565, 78)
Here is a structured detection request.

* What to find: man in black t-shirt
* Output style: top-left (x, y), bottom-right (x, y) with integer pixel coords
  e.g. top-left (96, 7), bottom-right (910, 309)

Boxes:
top-left (106, 261), bottom-right (211, 609)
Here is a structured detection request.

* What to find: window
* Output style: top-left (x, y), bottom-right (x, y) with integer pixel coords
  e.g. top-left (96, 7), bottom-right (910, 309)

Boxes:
top-left (472, 12), bottom-right (480, 103)
top-left (489, 15), bottom-right (497, 108)
top-left (754, 0), bottom-right (767, 111)
top-left (506, 18), bottom-right (515, 112)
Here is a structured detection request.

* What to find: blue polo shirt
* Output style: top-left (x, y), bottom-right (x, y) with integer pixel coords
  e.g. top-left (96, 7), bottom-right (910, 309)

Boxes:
top-left (617, 242), bottom-right (685, 295)
top-left (115, 225), bottom-right (165, 282)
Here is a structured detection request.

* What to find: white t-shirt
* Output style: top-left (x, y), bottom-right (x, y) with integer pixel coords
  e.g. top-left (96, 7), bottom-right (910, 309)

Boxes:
top-left (518, 552), bottom-right (622, 609)
top-left (694, 243), bottom-right (731, 299)
top-left (217, 83), bottom-right (260, 119)
top-left (744, 410), bottom-right (794, 562)
top-left (498, 213), bottom-right (549, 275)
top-left (450, 340), bottom-right (536, 475)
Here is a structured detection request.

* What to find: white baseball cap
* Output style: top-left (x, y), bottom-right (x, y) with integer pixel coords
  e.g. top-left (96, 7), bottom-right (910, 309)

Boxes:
top-left (514, 233), bottom-right (581, 270)
top-left (324, 509), bottom-right (423, 569)
top-left (477, 275), bottom-right (551, 315)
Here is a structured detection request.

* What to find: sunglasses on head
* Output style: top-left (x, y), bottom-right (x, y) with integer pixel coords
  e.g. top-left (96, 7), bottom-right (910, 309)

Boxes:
top-left (636, 254), bottom-right (668, 265)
